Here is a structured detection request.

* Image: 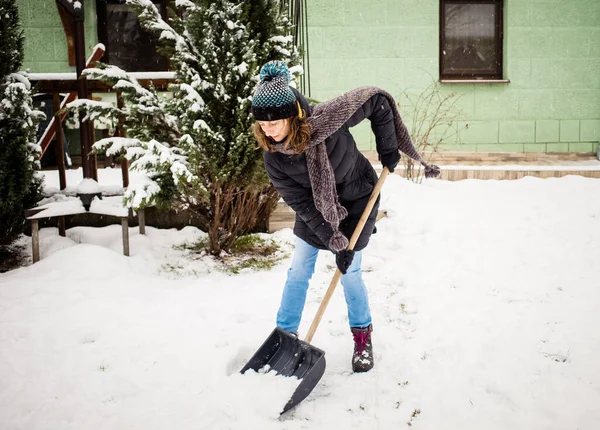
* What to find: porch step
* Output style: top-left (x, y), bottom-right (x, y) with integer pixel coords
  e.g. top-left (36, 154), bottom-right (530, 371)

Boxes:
top-left (365, 151), bottom-right (600, 180)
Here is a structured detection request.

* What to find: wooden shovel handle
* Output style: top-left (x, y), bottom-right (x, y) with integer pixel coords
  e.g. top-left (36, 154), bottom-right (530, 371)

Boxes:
top-left (304, 167), bottom-right (390, 344)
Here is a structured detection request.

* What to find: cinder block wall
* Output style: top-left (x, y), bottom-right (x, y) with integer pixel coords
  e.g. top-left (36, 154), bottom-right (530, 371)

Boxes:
top-left (307, 0), bottom-right (600, 153)
top-left (15, 0), bottom-right (600, 154)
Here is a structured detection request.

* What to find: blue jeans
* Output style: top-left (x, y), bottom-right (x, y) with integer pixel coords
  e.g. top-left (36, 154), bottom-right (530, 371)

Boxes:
top-left (277, 237), bottom-right (372, 333)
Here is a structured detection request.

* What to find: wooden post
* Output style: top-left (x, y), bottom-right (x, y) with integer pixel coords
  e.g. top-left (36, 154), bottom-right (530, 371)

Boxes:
top-left (31, 219), bottom-right (40, 263)
top-left (102, 129), bottom-right (114, 167)
top-left (121, 218), bottom-right (130, 256)
top-left (89, 119), bottom-right (98, 181)
top-left (58, 216), bottom-right (66, 237)
top-left (53, 93), bottom-right (67, 190)
top-left (73, 18), bottom-right (91, 178)
top-left (116, 91), bottom-right (129, 188)
top-left (120, 159), bottom-right (129, 188)
top-left (138, 208), bottom-right (146, 235)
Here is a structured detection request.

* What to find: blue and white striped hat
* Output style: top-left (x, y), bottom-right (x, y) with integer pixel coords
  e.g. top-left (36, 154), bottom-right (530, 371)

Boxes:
top-left (252, 61), bottom-right (299, 121)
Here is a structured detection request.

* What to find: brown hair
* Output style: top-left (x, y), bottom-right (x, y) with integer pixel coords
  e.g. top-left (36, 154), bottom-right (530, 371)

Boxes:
top-left (253, 114), bottom-right (311, 153)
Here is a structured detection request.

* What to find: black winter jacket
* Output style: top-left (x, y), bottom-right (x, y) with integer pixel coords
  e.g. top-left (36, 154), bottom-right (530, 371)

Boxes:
top-left (263, 92), bottom-right (399, 252)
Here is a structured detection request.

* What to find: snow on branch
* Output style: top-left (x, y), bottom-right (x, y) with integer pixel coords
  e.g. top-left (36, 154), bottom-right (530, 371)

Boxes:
top-left (66, 98), bottom-right (123, 124)
top-left (273, 46), bottom-right (291, 56)
top-left (174, 0), bottom-right (195, 8)
top-left (269, 35), bottom-right (293, 44)
top-left (83, 66), bottom-right (154, 99)
top-left (6, 72), bottom-right (32, 90)
top-left (1, 78), bottom-right (44, 130)
top-left (126, 0), bottom-right (191, 54)
top-left (123, 179), bottom-right (161, 210)
top-left (93, 137), bottom-right (142, 157)
top-left (120, 138), bottom-right (200, 209)
top-left (179, 83), bottom-right (205, 105)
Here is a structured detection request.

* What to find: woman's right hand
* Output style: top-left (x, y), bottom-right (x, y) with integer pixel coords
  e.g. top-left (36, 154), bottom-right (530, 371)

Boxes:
top-left (335, 249), bottom-right (355, 274)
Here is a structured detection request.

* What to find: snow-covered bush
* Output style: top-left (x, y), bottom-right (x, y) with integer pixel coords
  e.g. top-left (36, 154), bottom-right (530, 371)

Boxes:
top-left (0, 0), bottom-right (44, 251)
top-left (68, 0), bottom-right (301, 255)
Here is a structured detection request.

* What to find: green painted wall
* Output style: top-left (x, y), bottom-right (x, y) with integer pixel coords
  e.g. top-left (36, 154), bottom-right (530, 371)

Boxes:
top-left (307, 0), bottom-right (600, 153)
top-left (15, 0), bottom-right (600, 153)
top-left (16, 0), bottom-right (97, 73)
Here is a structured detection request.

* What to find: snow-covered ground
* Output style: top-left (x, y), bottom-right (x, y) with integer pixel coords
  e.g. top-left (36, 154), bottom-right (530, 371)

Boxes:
top-left (2, 174), bottom-right (600, 429)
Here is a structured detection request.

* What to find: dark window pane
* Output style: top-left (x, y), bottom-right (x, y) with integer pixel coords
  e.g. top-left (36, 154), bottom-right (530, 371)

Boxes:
top-left (440, 1), bottom-right (503, 79)
top-left (103, 1), bottom-right (168, 71)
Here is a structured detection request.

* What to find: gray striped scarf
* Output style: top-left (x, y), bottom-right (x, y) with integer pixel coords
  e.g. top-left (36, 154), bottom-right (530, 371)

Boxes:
top-left (270, 86), bottom-right (440, 252)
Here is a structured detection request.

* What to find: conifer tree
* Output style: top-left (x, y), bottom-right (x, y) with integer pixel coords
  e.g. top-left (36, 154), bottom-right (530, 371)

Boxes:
top-left (70, 0), bottom-right (301, 255)
top-left (0, 0), bottom-right (44, 251)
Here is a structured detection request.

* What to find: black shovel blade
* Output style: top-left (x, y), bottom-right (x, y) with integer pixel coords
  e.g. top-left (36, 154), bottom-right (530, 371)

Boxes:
top-left (240, 327), bottom-right (326, 414)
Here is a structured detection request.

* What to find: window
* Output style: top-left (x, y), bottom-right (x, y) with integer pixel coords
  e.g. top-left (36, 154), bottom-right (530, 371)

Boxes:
top-left (440, 0), bottom-right (504, 80)
top-left (96, 0), bottom-right (169, 72)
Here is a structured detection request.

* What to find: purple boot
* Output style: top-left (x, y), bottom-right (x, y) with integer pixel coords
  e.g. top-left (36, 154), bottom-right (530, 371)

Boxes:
top-left (351, 324), bottom-right (374, 372)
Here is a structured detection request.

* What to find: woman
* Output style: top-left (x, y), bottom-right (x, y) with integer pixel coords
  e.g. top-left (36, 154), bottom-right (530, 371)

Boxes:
top-left (251, 61), bottom-right (439, 373)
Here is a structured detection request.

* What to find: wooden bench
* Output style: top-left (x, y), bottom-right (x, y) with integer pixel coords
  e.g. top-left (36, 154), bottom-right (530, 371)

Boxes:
top-left (26, 196), bottom-right (146, 263)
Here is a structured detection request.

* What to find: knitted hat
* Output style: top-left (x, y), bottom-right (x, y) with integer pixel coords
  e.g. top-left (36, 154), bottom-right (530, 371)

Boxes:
top-left (252, 61), bottom-right (299, 121)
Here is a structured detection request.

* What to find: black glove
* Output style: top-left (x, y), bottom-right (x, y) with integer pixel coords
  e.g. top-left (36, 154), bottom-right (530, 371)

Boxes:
top-left (335, 249), bottom-right (355, 274)
top-left (380, 150), bottom-right (401, 173)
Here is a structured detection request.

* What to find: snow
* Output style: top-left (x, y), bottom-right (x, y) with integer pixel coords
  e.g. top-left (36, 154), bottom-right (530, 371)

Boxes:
top-left (28, 73), bottom-right (78, 81)
top-left (28, 197), bottom-right (87, 218)
top-left (89, 197), bottom-right (129, 217)
top-left (439, 163), bottom-right (600, 171)
top-left (179, 83), bottom-right (204, 104)
top-left (63, 0), bottom-right (81, 8)
top-left (93, 137), bottom-right (142, 157)
top-left (369, 162), bottom-right (600, 172)
top-left (235, 61), bottom-right (249, 76)
top-left (175, 0), bottom-right (195, 7)
top-left (40, 167), bottom-right (149, 196)
top-left (124, 179), bottom-right (161, 209)
top-left (288, 65), bottom-right (304, 76)
top-left (2, 174), bottom-right (600, 428)
top-left (193, 119), bottom-right (210, 132)
top-left (28, 195), bottom-right (128, 219)
top-left (66, 99), bottom-right (113, 111)
top-left (274, 46), bottom-right (292, 57)
top-left (160, 30), bottom-right (177, 41)
top-left (112, 79), bottom-right (139, 92)
top-left (127, 71), bottom-right (176, 80)
top-left (91, 43), bottom-right (106, 55)
top-left (269, 35), bottom-right (294, 44)
top-left (7, 72), bottom-right (32, 89)
top-left (76, 178), bottom-right (101, 194)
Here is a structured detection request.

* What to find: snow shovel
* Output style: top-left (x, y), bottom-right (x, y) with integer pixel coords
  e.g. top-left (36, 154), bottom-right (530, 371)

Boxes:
top-left (240, 167), bottom-right (391, 414)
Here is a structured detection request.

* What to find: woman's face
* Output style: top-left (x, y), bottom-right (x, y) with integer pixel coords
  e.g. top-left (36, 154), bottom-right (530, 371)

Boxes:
top-left (258, 119), bottom-right (290, 142)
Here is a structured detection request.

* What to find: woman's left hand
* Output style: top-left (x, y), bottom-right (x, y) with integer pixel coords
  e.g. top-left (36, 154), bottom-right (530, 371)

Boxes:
top-left (380, 150), bottom-right (401, 173)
